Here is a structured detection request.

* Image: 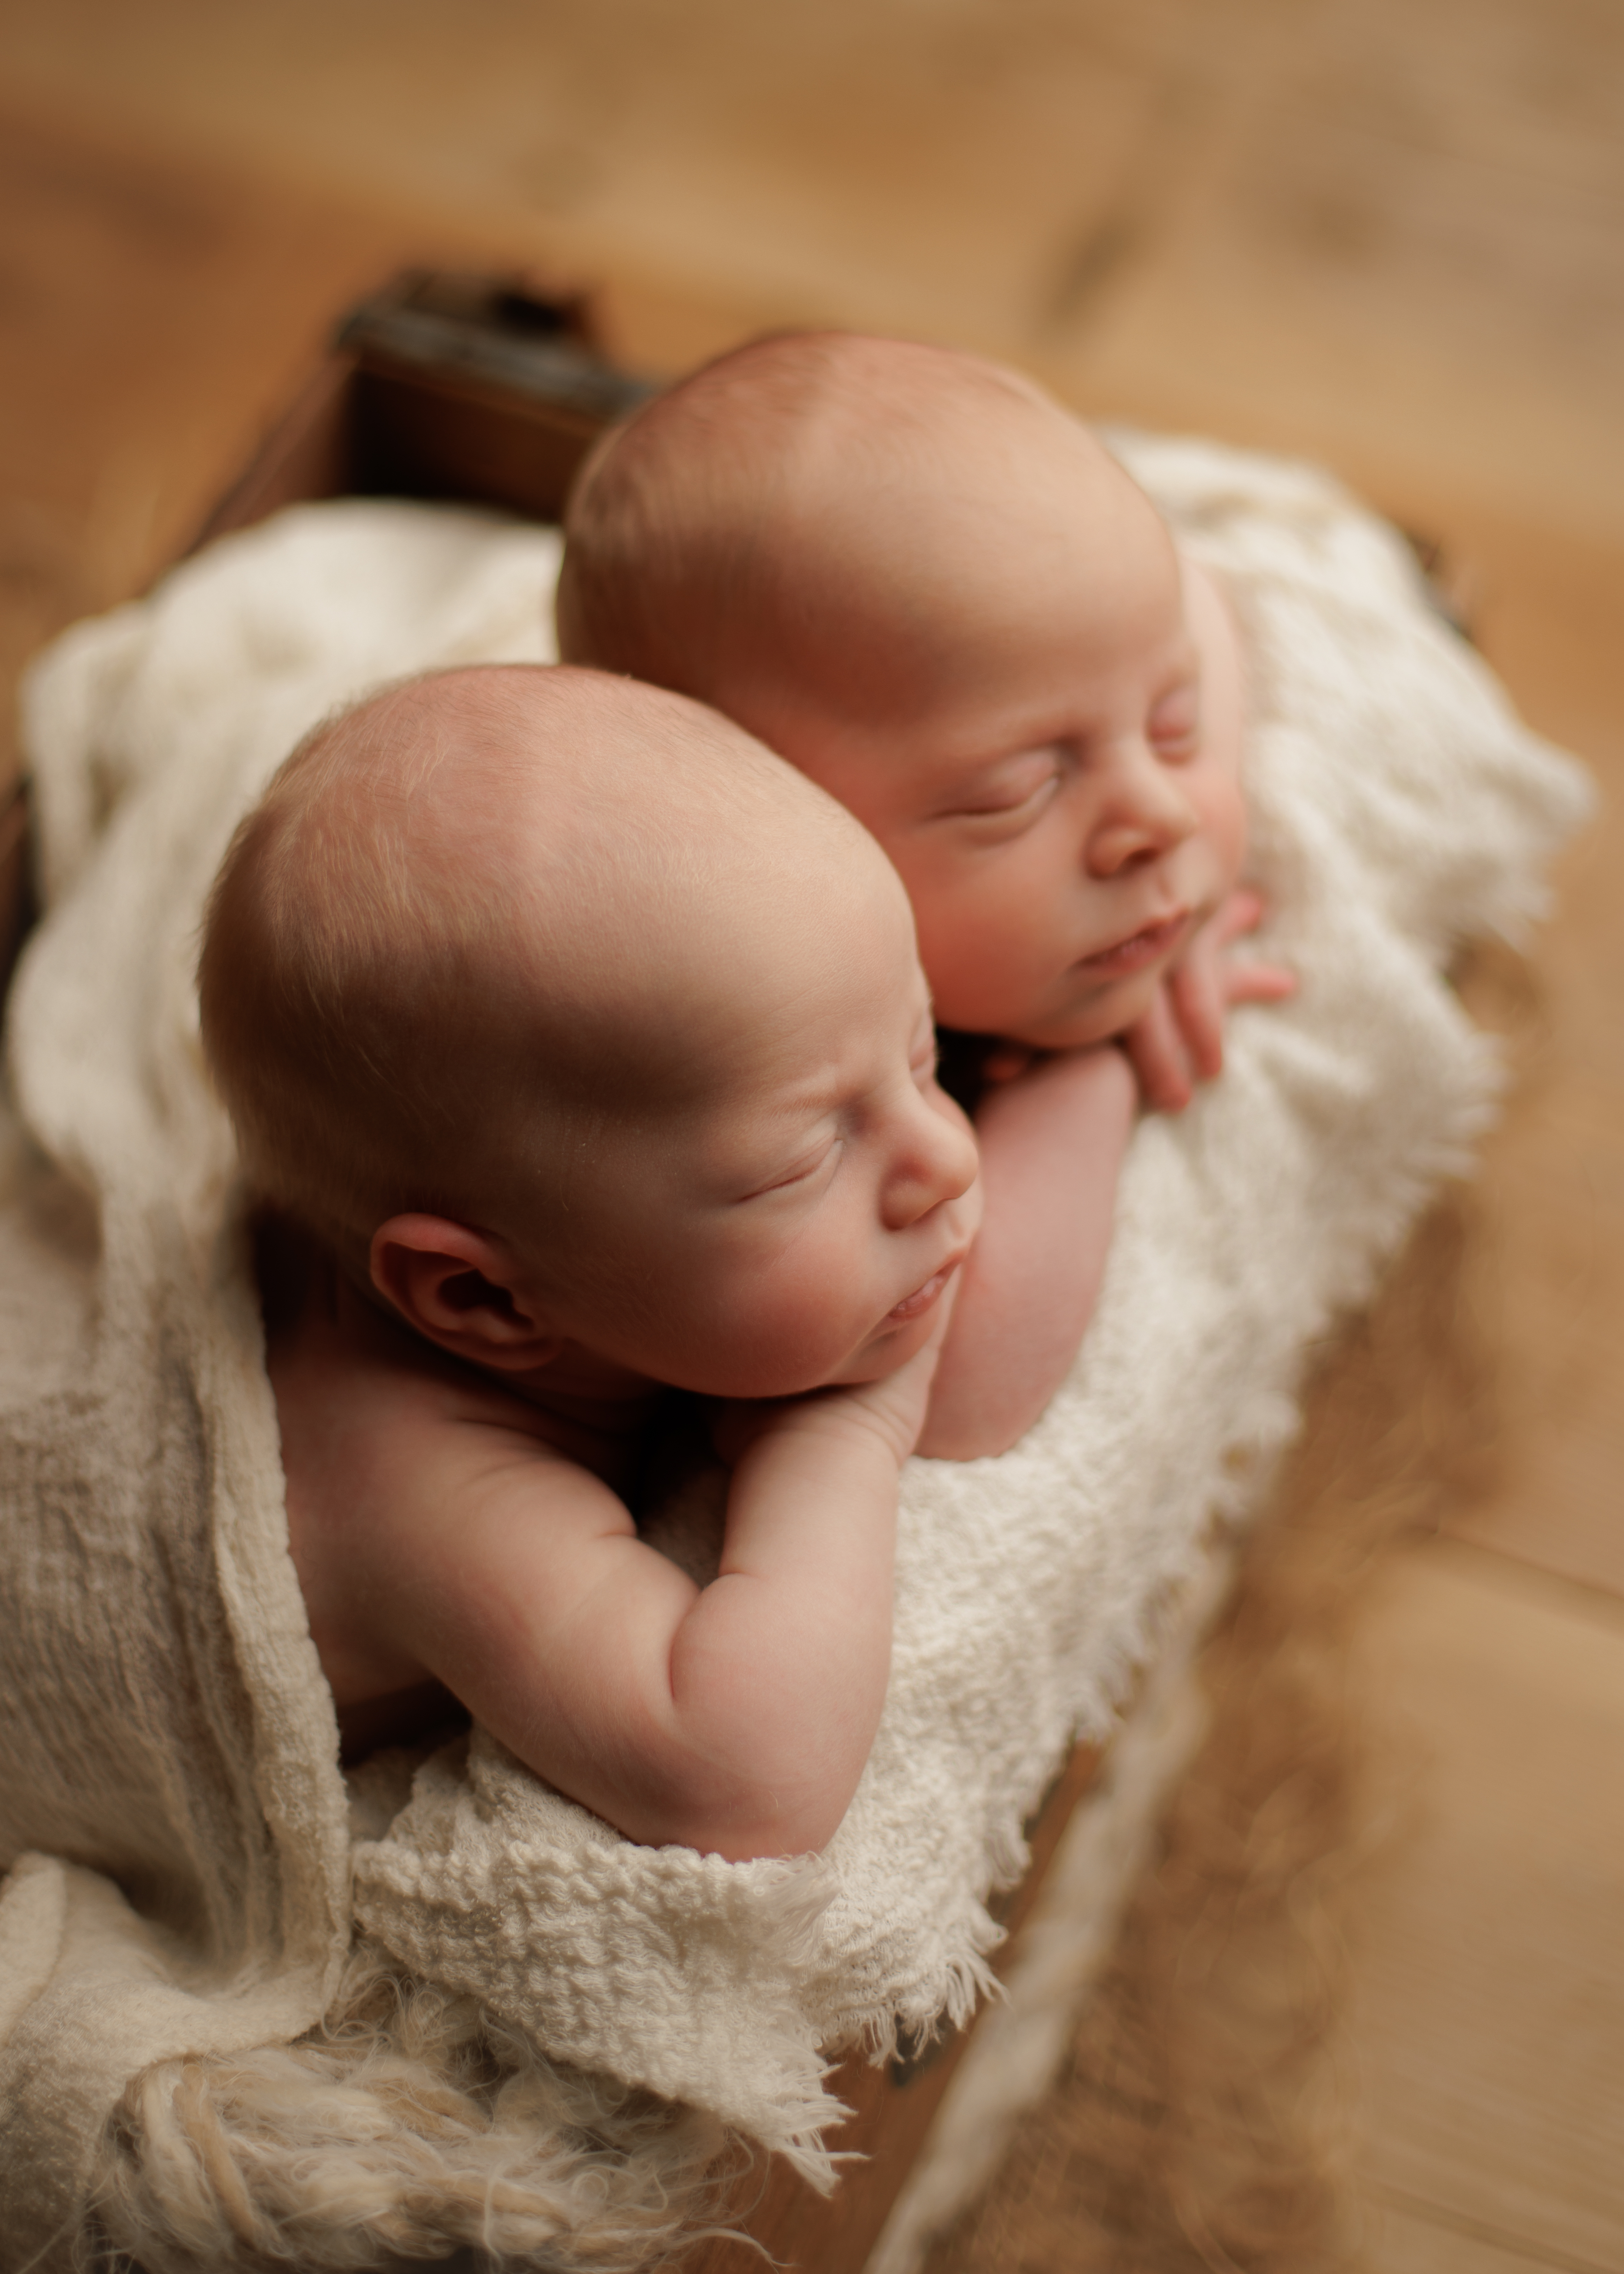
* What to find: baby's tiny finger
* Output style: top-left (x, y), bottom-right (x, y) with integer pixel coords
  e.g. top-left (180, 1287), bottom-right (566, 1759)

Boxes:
top-left (1212, 886), bottom-right (1265, 947)
top-left (1169, 953), bottom-right (1225, 1084)
top-left (1125, 992), bottom-right (1194, 1113)
top-left (1221, 958), bottom-right (1299, 1007)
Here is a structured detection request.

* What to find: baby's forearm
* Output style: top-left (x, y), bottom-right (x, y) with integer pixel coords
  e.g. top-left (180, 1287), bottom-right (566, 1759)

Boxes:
top-left (918, 1047), bottom-right (1135, 1460)
top-left (636, 1412), bottom-right (900, 1858)
top-left (413, 1403), bottom-right (908, 1862)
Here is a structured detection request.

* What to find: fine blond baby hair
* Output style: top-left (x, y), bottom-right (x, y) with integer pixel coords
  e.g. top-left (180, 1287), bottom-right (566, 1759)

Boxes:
top-left (198, 662), bottom-right (856, 1251)
top-left (555, 329), bottom-right (1060, 710)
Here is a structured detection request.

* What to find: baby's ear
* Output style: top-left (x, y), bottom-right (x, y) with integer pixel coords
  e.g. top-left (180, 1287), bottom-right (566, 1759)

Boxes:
top-left (370, 1215), bottom-right (563, 1370)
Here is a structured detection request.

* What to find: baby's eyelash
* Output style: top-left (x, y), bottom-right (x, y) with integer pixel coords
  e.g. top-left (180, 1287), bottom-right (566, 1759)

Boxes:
top-left (944, 761), bottom-right (1064, 820)
top-left (1149, 685), bottom-right (1201, 752)
top-left (739, 1141), bottom-right (840, 1202)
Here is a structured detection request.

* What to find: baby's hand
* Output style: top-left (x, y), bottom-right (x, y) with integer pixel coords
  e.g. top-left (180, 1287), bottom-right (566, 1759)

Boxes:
top-left (1123, 889), bottom-right (1296, 1113)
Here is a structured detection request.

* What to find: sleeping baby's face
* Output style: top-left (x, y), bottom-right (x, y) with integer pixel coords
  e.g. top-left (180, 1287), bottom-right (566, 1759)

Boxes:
top-left (559, 335), bottom-right (1250, 1053)
top-left (711, 404), bottom-right (1248, 1052)
top-left (516, 811), bottom-right (982, 1400)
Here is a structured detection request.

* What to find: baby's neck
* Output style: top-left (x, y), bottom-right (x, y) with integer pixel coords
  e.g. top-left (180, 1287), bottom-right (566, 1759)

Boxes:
top-left (498, 1345), bottom-right (672, 1443)
top-left (271, 1217), bottom-right (671, 1488)
top-left (352, 1270), bottom-right (670, 1459)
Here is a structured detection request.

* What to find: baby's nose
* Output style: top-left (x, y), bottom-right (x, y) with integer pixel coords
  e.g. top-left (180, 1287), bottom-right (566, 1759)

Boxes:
top-left (932, 1108), bottom-right (981, 1207)
top-left (1087, 746), bottom-right (1199, 877)
top-left (886, 1097), bottom-right (980, 1228)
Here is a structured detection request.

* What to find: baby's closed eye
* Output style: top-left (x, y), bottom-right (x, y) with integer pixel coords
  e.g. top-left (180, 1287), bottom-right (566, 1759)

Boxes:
top-left (909, 1019), bottom-right (941, 1087)
top-left (938, 749), bottom-right (1066, 827)
top-left (1148, 681), bottom-right (1201, 759)
top-left (736, 1137), bottom-right (842, 1202)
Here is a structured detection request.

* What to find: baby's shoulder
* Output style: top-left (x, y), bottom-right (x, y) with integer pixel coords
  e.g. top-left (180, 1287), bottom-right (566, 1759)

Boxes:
top-left (267, 1251), bottom-right (624, 1703)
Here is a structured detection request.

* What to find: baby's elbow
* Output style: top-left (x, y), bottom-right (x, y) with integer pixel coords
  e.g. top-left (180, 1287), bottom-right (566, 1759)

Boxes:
top-left (642, 1633), bottom-right (884, 1857)
top-left (916, 1387), bottom-right (1048, 1462)
top-left (685, 1822), bottom-right (821, 1863)
top-left (644, 1777), bottom-right (850, 1863)
top-left (624, 1726), bottom-right (861, 1858)
top-left (916, 1416), bottom-right (1025, 1461)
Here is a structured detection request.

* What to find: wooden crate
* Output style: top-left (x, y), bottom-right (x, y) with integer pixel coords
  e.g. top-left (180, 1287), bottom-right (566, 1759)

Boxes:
top-left (2, 267), bottom-right (1109, 2270)
top-left (193, 267), bottom-right (653, 545)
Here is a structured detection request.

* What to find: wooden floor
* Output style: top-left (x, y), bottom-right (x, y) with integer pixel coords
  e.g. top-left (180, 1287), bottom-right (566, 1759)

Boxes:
top-left (1, 4), bottom-right (1621, 2267)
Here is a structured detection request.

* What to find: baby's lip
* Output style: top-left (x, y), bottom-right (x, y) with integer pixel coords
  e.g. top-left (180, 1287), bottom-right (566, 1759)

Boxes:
top-left (885, 1250), bottom-right (966, 1327)
top-left (1075, 909), bottom-right (1189, 980)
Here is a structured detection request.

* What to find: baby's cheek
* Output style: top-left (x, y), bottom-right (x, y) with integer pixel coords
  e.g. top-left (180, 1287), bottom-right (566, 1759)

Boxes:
top-left (1000, 976), bottom-right (1152, 1056)
top-left (743, 1256), bottom-right (868, 1390)
top-left (912, 888), bottom-right (1049, 1034)
top-left (909, 920), bottom-right (987, 1027)
top-left (1199, 774), bottom-right (1249, 892)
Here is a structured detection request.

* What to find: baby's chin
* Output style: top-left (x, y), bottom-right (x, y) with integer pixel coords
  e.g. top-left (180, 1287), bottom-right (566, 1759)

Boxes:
top-left (692, 1302), bottom-right (940, 1400)
top-left (997, 970), bottom-right (1164, 1056)
top-left (818, 1299), bottom-right (949, 1388)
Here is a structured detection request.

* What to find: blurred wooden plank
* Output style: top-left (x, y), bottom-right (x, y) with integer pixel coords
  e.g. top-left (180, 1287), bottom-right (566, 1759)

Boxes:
top-left (5, 0), bottom-right (1623, 548)
top-left (1423, 516), bottom-right (1624, 1605)
top-left (1346, 1538), bottom-right (1624, 2272)
top-left (0, 102), bottom-right (457, 791)
top-left (1359, 2189), bottom-right (1595, 2274)
top-left (1050, 0), bottom-right (1624, 550)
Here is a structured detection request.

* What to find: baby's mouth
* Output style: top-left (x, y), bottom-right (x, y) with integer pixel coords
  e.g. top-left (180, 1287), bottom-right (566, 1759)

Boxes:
top-left (1076, 910), bottom-right (1188, 979)
top-left (885, 1253), bottom-right (964, 1327)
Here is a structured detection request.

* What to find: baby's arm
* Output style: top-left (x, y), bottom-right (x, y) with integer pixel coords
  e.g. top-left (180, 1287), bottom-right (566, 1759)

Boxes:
top-left (360, 1339), bottom-right (939, 1861)
top-left (916, 1044), bottom-right (1136, 1461)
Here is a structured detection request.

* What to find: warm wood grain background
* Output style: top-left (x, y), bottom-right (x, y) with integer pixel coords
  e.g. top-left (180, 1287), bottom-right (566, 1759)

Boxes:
top-left (1, 4), bottom-right (1619, 2267)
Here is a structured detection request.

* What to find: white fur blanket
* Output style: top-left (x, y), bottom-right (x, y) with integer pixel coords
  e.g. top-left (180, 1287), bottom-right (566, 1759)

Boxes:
top-left (0, 437), bottom-right (1589, 2266)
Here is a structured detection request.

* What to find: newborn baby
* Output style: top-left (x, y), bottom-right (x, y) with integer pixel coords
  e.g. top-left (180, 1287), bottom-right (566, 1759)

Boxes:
top-left (555, 332), bottom-right (1293, 1455)
top-left (199, 663), bottom-right (980, 1862)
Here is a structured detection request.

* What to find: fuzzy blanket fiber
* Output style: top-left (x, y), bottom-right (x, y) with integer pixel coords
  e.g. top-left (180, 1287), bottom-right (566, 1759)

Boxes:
top-left (0, 435), bottom-right (1589, 2268)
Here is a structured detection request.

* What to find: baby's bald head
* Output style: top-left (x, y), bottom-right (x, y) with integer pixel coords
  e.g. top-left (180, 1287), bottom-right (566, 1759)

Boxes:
top-left (199, 663), bottom-right (875, 1252)
top-left (556, 330), bottom-right (1142, 727)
